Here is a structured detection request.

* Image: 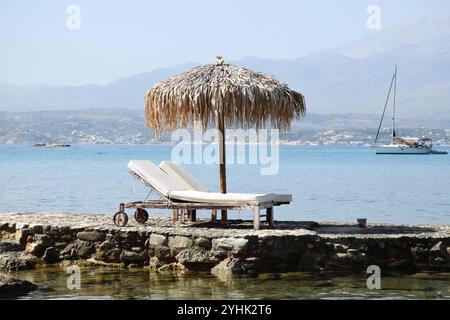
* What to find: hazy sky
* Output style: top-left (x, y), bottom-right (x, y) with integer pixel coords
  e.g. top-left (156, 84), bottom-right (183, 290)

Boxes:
top-left (1, 0), bottom-right (449, 85)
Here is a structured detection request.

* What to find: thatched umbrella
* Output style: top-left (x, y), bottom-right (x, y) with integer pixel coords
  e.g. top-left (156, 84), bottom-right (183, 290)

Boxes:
top-left (144, 57), bottom-right (306, 221)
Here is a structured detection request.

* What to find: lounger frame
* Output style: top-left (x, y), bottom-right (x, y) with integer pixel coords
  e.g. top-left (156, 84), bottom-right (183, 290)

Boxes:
top-left (118, 170), bottom-right (290, 230)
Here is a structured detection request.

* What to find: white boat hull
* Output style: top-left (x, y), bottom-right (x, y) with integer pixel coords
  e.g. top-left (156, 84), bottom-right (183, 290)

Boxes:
top-left (376, 145), bottom-right (432, 154)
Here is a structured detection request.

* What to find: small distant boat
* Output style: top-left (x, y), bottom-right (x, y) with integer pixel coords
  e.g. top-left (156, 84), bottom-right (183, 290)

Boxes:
top-left (34, 143), bottom-right (71, 148)
top-left (374, 65), bottom-right (433, 155)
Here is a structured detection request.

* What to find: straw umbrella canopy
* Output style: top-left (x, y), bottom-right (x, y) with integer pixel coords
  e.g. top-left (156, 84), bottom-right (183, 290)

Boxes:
top-left (144, 56), bottom-right (306, 213)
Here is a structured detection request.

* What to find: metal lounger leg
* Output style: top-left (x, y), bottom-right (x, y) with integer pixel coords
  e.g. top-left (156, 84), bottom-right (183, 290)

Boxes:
top-left (266, 207), bottom-right (274, 227)
top-left (221, 209), bottom-right (228, 224)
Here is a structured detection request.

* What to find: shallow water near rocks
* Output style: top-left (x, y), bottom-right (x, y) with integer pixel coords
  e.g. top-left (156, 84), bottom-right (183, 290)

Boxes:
top-left (6, 267), bottom-right (450, 300)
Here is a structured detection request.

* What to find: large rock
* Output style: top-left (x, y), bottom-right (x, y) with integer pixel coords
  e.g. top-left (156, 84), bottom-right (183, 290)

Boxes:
top-left (367, 241), bottom-right (413, 266)
top-left (333, 252), bottom-right (353, 262)
top-left (15, 223), bottom-right (29, 230)
top-left (212, 238), bottom-right (249, 254)
top-left (59, 242), bottom-right (78, 260)
top-left (76, 241), bottom-right (96, 259)
top-left (15, 229), bottom-right (33, 245)
top-left (131, 246), bottom-right (145, 253)
top-left (211, 257), bottom-right (251, 274)
top-left (54, 242), bottom-right (70, 251)
top-left (95, 241), bottom-right (122, 263)
top-left (0, 273), bottom-right (38, 297)
top-left (157, 262), bottom-right (186, 273)
top-left (29, 225), bottom-right (44, 234)
top-left (25, 242), bottom-right (47, 258)
top-left (296, 240), bottom-right (327, 271)
top-left (35, 234), bottom-right (52, 245)
top-left (0, 240), bottom-right (24, 253)
top-left (347, 249), bottom-right (367, 263)
top-left (194, 237), bottom-right (212, 250)
top-left (0, 252), bottom-right (38, 271)
top-left (0, 231), bottom-right (15, 241)
top-left (0, 223), bottom-right (16, 235)
top-left (77, 231), bottom-right (106, 242)
top-left (148, 257), bottom-right (163, 269)
top-left (42, 247), bottom-right (60, 264)
top-left (25, 234), bottom-right (52, 258)
top-left (61, 240), bottom-right (96, 260)
top-left (148, 234), bottom-right (167, 247)
top-left (168, 236), bottom-right (193, 250)
top-left (153, 246), bottom-right (172, 260)
top-left (61, 234), bottom-right (76, 243)
top-left (430, 241), bottom-right (449, 257)
top-left (333, 243), bottom-right (349, 253)
top-left (176, 249), bottom-right (218, 270)
top-left (120, 250), bottom-right (148, 265)
top-left (429, 241), bottom-right (450, 265)
top-left (259, 236), bottom-right (303, 262)
top-left (411, 244), bottom-right (429, 262)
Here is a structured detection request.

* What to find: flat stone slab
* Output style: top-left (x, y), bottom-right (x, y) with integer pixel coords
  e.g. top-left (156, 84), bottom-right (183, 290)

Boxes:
top-left (0, 212), bottom-right (317, 238)
top-left (0, 212), bottom-right (448, 240)
top-left (0, 273), bottom-right (38, 298)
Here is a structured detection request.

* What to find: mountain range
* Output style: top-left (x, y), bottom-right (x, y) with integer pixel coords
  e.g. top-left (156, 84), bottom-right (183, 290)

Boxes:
top-left (1, 17), bottom-right (450, 120)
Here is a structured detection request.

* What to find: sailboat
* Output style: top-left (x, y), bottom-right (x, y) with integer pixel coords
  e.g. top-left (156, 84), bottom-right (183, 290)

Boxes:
top-left (374, 65), bottom-right (433, 155)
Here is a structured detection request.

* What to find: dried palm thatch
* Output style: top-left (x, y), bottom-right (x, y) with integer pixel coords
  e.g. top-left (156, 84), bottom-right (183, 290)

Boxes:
top-left (145, 57), bottom-right (306, 134)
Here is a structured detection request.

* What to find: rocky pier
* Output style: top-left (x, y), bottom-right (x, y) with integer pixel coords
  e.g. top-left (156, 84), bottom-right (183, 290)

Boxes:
top-left (1, 212), bottom-right (450, 275)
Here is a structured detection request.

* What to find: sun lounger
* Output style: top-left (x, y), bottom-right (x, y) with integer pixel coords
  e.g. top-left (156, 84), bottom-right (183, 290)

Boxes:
top-left (114, 160), bottom-right (292, 230)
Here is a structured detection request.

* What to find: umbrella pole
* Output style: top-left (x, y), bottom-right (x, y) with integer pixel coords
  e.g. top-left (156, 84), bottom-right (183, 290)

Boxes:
top-left (218, 111), bottom-right (227, 223)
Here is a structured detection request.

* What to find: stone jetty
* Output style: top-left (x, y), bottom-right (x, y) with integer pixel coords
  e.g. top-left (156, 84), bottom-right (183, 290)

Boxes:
top-left (1, 212), bottom-right (450, 274)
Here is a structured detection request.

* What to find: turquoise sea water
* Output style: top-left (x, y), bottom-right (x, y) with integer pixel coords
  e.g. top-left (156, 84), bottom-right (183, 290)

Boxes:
top-left (1, 144), bottom-right (449, 224)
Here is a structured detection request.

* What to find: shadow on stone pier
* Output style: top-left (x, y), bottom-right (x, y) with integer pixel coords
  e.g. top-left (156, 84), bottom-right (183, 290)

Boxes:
top-left (190, 220), bottom-right (320, 230)
top-left (190, 220), bottom-right (437, 235)
top-left (314, 225), bottom-right (437, 235)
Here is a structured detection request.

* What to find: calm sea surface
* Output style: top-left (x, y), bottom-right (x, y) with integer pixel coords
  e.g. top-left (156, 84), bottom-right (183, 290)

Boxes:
top-left (1, 144), bottom-right (450, 224)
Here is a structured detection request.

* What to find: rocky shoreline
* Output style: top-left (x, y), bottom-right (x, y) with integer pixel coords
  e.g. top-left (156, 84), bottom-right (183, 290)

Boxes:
top-left (1, 212), bottom-right (450, 276)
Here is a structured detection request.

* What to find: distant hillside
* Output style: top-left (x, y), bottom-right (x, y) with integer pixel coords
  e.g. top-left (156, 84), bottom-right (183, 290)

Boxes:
top-left (0, 109), bottom-right (152, 144)
top-left (1, 109), bottom-right (448, 144)
top-left (1, 17), bottom-right (450, 119)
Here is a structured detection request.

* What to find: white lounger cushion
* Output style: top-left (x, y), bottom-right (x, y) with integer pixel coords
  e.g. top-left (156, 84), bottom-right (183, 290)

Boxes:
top-left (271, 194), bottom-right (292, 203)
top-left (168, 190), bottom-right (275, 204)
top-left (159, 161), bottom-right (209, 192)
top-left (160, 161), bottom-right (292, 203)
top-left (128, 160), bottom-right (186, 197)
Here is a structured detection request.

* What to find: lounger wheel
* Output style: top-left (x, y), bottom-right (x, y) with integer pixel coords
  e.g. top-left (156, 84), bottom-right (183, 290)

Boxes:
top-left (113, 211), bottom-right (129, 227)
top-left (134, 208), bottom-right (149, 224)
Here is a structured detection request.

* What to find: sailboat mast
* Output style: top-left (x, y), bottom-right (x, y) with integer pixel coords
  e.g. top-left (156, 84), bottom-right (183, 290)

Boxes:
top-left (374, 66), bottom-right (396, 145)
top-left (392, 65), bottom-right (397, 142)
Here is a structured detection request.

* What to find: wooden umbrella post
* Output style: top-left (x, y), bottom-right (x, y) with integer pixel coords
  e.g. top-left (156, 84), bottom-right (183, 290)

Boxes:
top-left (218, 110), bottom-right (227, 223)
